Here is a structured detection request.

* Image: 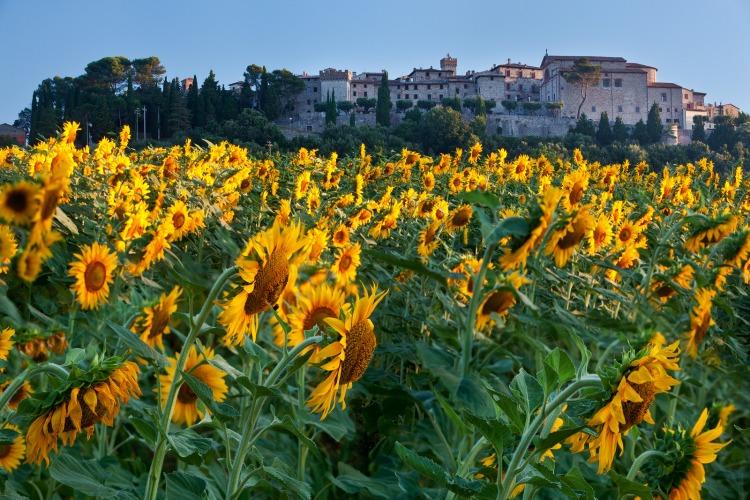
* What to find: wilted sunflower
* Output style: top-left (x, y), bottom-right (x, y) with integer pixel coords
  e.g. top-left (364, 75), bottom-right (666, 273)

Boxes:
top-left (332, 244), bottom-right (361, 286)
top-left (219, 221), bottom-right (307, 345)
top-left (26, 360), bottom-right (140, 464)
top-left (476, 272), bottom-right (530, 330)
top-left (131, 286), bottom-right (182, 350)
top-left (159, 346), bottom-right (227, 426)
top-left (0, 425), bottom-right (25, 472)
top-left (573, 339), bottom-right (680, 473)
top-left (0, 181), bottom-right (39, 225)
top-left (68, 242), bottom-right (118, 310)
top-left (665, 409), bottom-right (729, 500)
top-left (308, 287), bottom-right (386, 418)
top-left (287, 281), bottom-right (348, 348)
top-left (0, 327), bottom-right (14, 361)
top-left (545, 208), bottom-right (595, 267)
top-left (685, 214), bottom-right (740, 253)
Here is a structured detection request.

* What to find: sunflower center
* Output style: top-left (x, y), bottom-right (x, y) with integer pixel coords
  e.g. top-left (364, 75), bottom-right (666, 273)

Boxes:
top-left (340, 320), bottom-right (376, 384)
top-left (6, 190), bottom-right (29, 214)
top-left (655, 284), bottom-right (675, 298)
top-left (622, 381), bottom-right (656, 431)
top-left (243, 248), bottom-right (289, 316)
top-left (173, 212), bottom-right (186, 229)
top-left (481, 291), bottom-right (515, 316)
top-left (619, 227), bottom-right (632, 242)
top-left (84, 261), bottom-right (107, 292)
top-left (177, 383), bottom-right (198, 404)
top-left (451, 210), bottom-right (471, 227)
top-left (303, 306), bottom-right (337, 331)
top-left (558, 229), bottom-right (585, 250)
top-left (339, 255), bottom-right (352, 271)
top-left (0, 444), bottom-right (11, 459)
top-left (569, 184), bottom-right (584, 205)
top-left (148, 309), bottom-right (170, 338)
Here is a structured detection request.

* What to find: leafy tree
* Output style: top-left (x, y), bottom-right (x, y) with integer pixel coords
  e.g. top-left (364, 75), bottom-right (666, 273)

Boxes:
top-left (646, 103), bottom-right (663, 144)
top-left (522, 102), bottom-right (542, 114)
top-left (418, 106), bottom-right (475, 153)
top-left (336, 101), bottom-right (354, 113)
top-left (187, 75), bottom-right (202, 127)
top-left (356, 97), bottom-right (376, 113)
top-left (692, 116), bottom-right (706, 143)
top-left (417, 100), bottom-right (437, 110)
top-left (220, 109), bottom-right (285, 146)
top-left (707, 116), bottom-right (736, 151)
top-left (441, 97), bottom-right (461, 112)
top-left (596, 112), bottom-right (613, 146)
top-left (501, 100), bottom-right (518, 114)
top-left (633, 119), bottom-right (649, 145)
top-left (571, 113), bottom-right (596, 137)
top-left (561, 58), bottom-right (602, 118)
top-left (545, 101), bottom-right (563, 118)
top-left (612, 117), bottom-right (628, 143)
top-left (13, 107), bottom-right (32, 134)
top-left (396, 100), bottom-right (413, 112)
top-left (376, 72), bottom-right (392, 127)
top-left (83, 56), bottom-right (132, 92)
top-left (131, 57), bottom-right (165, 88)
top-left (166, 78), bottom-right (190, 136)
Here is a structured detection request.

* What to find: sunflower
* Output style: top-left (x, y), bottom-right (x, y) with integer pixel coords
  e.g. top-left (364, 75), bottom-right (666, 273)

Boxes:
top-left (164, 200), bottom-right (191, 241)
top-left (545, 208), bottom-right (595, 267)
top-left (576, 341), bottom-right (680, 473)
top-left (219, 221), bottom-right (306, 345)
top-left (0, 379), bottom-right (33, 409)
top-left (500, 187), bottom-right (561, 270)
top-left (686, 288), bottom-right (716, 358)
top-left (0, 225), bottom-right (17, 273)
top-left (131, 286), bottom-right (182, 350)
top-left (331, 224), bottom-right (350, 247)
top-left (445, 205), bottom-right (473, 233)
top-left (308, 287), bottom-right (386, 418)
top-left (614, 220), bottom-right (642, 251)
top-left (287, 282), bottom-right (348, 348)
top-left (587, 214), bottom-right (613, 255)
top-left (422, 172), bottom-right (436, 191)
top-left (0, 425), bottom-right (25, 472)
top-left (417, 221), bottom-right (441, 258)
top-left (304, 227), bottom-right (328, 262)
top-left (685, 215), bottom-right (740, 253)
top-left (0, 327), bottom-right (14, 361)
top-left (468, 142), bottom-right (482, 165)
top-left (332, 244), bottom-right (361, 286)
top-left (68, 242), bottom-right (118, 310)
top-left (665, 409), bottom-right (729, 500)
top-left (561, 167), bottom-right (590, 210)
top-left (26, 360), bottom-right (140, 465)
top-left (0, 181), bottom-right (39, 225)
top-left (476, 272), bottom-right (530, 330)
top-left (652, 264), bottom-right (694, 303)
top-left (159, 346), bottom-right (227, 426)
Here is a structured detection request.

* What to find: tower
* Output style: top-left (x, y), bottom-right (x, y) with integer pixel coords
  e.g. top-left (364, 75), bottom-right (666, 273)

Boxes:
top-left (440, 54), bottom-right (457, 74)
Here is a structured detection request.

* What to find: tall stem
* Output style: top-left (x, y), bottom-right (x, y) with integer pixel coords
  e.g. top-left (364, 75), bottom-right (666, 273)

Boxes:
top-left (499, 375), bottom-right (601, 499)
top-left (460, 241), bottom-right (497, 377)
top-left (226, 335), bottom-right (322, 499)
top-left (0, 363), bottom-right (69, 412)
top-left (144, 265), bottom-right (237, 500)
top-left (627, 450), bottom-right (667, 480)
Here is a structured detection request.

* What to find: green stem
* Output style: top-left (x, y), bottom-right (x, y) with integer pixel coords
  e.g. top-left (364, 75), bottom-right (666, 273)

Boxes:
top-left (499, 375), bottom-right (601, 499)
top-left (446, 437), bottom-right (487, 500)
top-left (460, 241), bottom-right (497, 377)
top-left (626, 450), bottom-right (668, 481)
top-left (144, 265), bottom-right (237, 500)
top-left (0, 363), bottom-right (69, 412)
top-left (226, 335), bottom-right (322, 499)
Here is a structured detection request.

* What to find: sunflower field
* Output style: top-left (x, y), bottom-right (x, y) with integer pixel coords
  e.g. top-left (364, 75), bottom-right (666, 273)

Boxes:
top-left (0, 122), bottom-right (747, 499)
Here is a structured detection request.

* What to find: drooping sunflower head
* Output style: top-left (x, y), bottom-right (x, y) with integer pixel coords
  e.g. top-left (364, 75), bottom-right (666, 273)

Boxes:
top-left (0, 225), bottom-right (18, 272)
top-left (132, 286), bottom-right (182, 350)
top-left (445, 204), bottom-right (473, 234)
top-left (500, 187), bottom-right (561, 271)
top-left (287, 281), bottom-right (349, 348)
top-left (0, 181), bottom-right (39, 225)
top-left (68, 242), bottom-right (118, 310)
top-left (476, 272), bottom-right (530, 330)
top-left (685, 214), bottom-right (740, 253)
top-left (545, 207), bottom-right (595, 268)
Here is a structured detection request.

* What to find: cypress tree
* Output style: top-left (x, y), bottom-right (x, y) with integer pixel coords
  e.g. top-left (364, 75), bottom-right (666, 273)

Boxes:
top-left (376, 71), bottom-right (391, 126)
top-left (646, 103), bottom-right (663, 144)
top-left (325, 90), bottom-right (337, 125)
top-left (633, 119), bottom-right (649, 145)
top-left (596, 112), bottom-right (613, 145)
top-left (612, 117), bottom-right (628, 142)
top-left (692, 116), bottom-right (706, 142)
top-left (186, 74), bottom-right (200, 127)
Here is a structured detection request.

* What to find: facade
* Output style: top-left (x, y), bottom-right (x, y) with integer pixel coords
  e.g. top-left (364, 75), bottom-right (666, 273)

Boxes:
top-left (0, 124), bottom-right (25, 145)
top-left (493, 60), bottom-right (542, 101)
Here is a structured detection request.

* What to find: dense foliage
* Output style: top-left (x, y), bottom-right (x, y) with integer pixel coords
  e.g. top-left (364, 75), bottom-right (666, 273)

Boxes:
top-left (0, 123), bottom-right (748, 499)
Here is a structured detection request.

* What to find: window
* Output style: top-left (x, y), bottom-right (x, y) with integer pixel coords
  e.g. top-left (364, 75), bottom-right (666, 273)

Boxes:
top-left (506, 83), bottom-right (511, 90)
top-left (618, 105), bottom-right (623, 113)
top-left (306, 125), bottom-right (312, 131)
top-left (666, 118), bottom-right (671, 123)
top-left (661, 93), bottom-right (667, 102)
top-left (659, 107), bottom-right (663, 112)
top-left (397, 85), bottom-right (401, 90)
top-left (592, 106), bottom-right (597, 113)
top-left (506, 94), bottom-right (511, 100)
top-left (439, 94), bottom-right (443, 99)
top-left (353, 83), bottom-right (357, 88)
top-left (614, 79), bottom-right (622, 87)
top-left (636, 106), bottom-right (640, 113)
top-left (414, 94), bottom-right (418, 99)
top-left (464, 84), bottom-right (468, 88)
top-left (397, 94), bottom-right (401, 99)
top-left (426, 72), bottom-right (430, 78)
top-left (353, 91), bottom-right (357, 97)
top-left (364, 91), bottom-right (368, 97)
top-left (490, 76), bottom-right (494, 81)
top-left (439, 84), bottom-right (444, 89)
top-left (307, 99), bottom-right (311, 105)
top-left (428, 94), bottom-right (432, 100)
top-left (518, 84), bottom-right (523, 91)
top-left (603, 78), bottom-right (611, 87)
top-left (427, 84), bottom-right (431, 90)
top-left (684, 93), bottom-right (689, 100)
top-left (438, 72), bottom-right (442, 77)
top-left (455, 88), bottom-right (459, 94)
top-left (506, 70), bottom-right (510, 76)
top-left (313, 87), bottom-right (318, 92)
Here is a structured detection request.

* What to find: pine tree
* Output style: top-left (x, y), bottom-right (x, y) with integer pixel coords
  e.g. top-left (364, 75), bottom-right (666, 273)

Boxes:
top-left (186, 75), bottom-right (200, 127)
top-left (596, 112), bottom-right (613, 145)
top-left (612, 117), bottom-right (628, 142)
top-left (376, 71), bottom-right (391, 127)
top-left (646, 103), bottom-right (663, 144)
top-left (167, 78), bottom-right (190, 136)
top-left (572, 113), bottom-right (596, 137)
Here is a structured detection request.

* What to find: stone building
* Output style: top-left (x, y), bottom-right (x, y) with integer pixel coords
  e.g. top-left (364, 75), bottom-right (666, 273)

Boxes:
top-left (0, 124), bottom-right (25, 145)
top-left (706, 102), bottom-right (741, 120)
top-left (319, 68), bottom-right (352, 103)
top-left (492, 60), bottom-right (542, 101)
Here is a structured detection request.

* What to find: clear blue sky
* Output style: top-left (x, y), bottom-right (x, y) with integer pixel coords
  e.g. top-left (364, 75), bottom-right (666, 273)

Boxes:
top-left (1, 0), bottom-right (749, 124)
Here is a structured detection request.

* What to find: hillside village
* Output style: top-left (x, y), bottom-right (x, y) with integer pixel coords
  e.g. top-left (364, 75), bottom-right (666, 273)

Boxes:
top-left (209, 53), bottom-right (740, 144)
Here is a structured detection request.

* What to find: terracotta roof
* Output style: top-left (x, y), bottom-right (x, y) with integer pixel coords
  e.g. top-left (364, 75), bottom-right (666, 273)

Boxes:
top-left (541, 55), bottom-right (626, 66)
top-left (494, 63), bottom-right (541, 70)
top-left (626, 62), bottom-right (657, 70)
top-left (648, 82), bottom-right (683, 89)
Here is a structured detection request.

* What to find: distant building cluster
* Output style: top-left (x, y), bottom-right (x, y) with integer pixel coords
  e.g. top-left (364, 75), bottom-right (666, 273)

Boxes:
top-left (276, 53), bottom-right (740, 142)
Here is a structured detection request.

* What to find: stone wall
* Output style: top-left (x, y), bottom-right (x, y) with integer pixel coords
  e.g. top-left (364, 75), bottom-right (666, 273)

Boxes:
top-left (486, 115), bottom-right (575, 138)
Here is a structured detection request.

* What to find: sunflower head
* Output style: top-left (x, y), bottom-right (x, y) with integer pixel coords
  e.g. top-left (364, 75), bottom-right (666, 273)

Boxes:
top-left (68, 242), bottom-right (118, 310)
top-left (0, 181), bottom-right (39, 225)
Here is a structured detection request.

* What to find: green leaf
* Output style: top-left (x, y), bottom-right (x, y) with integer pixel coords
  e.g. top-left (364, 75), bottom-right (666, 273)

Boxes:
top-left (272, 415), bottom-right (318, 455)
top-left (107, 320), bottom-right (160, 363)
top-left (167, 428), bottom-right (214, 458)
top-left (165, 471), bottom-right (206, 500)
top-left (487, 216), bottom-right (530, 246)
top-left (394, 441), bottom-right (448, 485)
top-left (49, 454), bottom-right (119, 497)
top-left (363, 248), bottom-right (449, 285)
top-left (330, 462), bottom-right (395, 498)
top-left (0, 428), bottom-right (18, 445)
top-left (490, 390), bottom-right (525, 432)
top-left (457, 190), bottom-right (501, 209)
top-left (130, 416), bottom-right (157, 446)
top-left (510, 369), bottom-right (544, 413)
top-left (532, 426), bottom-right (585, 458)
top-left (235, 375), bottom-right (283, 399)
top-left (456, 376), bottom-right (495, 418)
top-left (545, 348), bottom-right (576, 387)
top-left (465, 414), bottom-right (512, 454)
top-left (609, 471), bottom-right (653, 500)
top-left (562, 466), bottom-right (595, 500)
top-left (64, 347), bottom-right (87, 366)
top-left (263, 459), bottom-right (311, 499)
